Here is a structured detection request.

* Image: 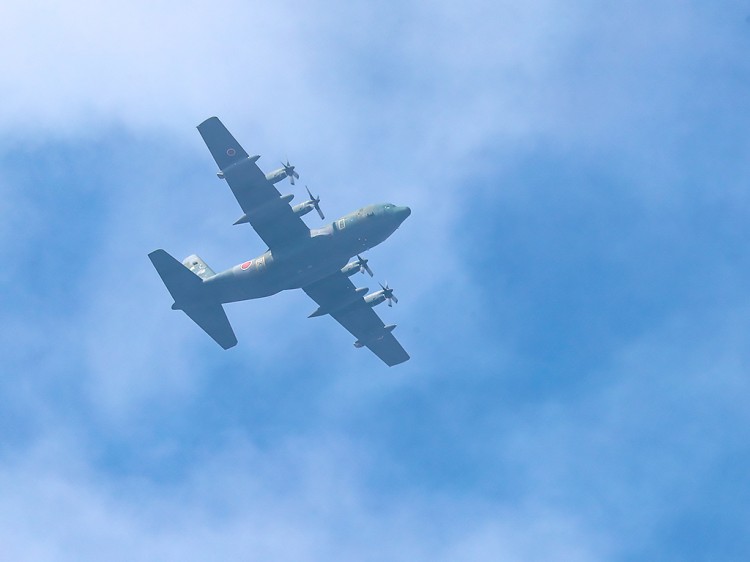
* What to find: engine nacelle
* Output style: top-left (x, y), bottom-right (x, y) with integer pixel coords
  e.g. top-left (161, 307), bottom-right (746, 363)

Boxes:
top-left (364, 290), bottom-right (387, 308)
top-left (341, 261), bottom-right (361, 277)
top-left (265, 168), bottom-right (288, 184)
top-left (292, 201), bottom-right (315, 217)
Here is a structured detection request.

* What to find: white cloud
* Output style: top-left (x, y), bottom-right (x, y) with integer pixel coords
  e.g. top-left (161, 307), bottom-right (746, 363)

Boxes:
top-left (2, 0), bottom-right (745, 417)
top-left (0, 430), bottom-right (609, 562)
top-left (4, 296), bottom-right (747, 561)
top-left (3, 1), bottom-right (750, 559)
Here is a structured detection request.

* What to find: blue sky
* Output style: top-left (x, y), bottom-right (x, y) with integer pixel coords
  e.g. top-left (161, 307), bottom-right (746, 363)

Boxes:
top-left (2, 1), bottom-right (750, 560)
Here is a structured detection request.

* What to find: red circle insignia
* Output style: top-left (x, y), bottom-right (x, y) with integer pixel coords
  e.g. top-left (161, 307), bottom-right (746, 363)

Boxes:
top-left (240, 260), bottom-right (253, 270)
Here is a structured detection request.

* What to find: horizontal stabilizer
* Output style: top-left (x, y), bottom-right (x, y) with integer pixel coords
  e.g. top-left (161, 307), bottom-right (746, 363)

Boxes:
top-left (182, 303), bottom-right (238, 350)
top-left (149, 249), bottom-right (202, 302)
top-left (149, 249), bottom-right (237, 349)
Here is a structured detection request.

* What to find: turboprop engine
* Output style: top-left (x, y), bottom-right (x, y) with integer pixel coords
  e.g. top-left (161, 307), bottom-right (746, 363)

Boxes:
top-left (341, 255), bottom-right (373, 277)
top-left (364, 282), bottom-right (398, 308)
top-left (292, 186), bottom-right (325, 219)
top-left (265, 160), bottom-right (299, 185)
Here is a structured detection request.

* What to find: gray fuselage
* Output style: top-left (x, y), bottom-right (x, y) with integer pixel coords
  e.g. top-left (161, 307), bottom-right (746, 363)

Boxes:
top-left (203, 203), bottom-right (411, 304)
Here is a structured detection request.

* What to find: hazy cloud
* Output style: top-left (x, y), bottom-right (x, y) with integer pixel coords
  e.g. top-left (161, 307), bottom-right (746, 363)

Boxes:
top-left (2, 0), bottom-right (750, 560)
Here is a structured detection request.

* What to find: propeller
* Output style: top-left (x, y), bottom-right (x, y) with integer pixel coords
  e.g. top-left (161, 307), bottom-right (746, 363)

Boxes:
top-left (356, 254), bottom-right (373, 277)
top-left (281, 160), bottom-right (300, 185)
top-left (380, 281), bottom-right (399, 307)
top-left (305, 185), bottom-right (325, 220)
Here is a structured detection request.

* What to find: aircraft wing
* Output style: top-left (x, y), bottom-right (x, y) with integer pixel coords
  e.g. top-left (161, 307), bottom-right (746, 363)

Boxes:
top-left (197, 117), bottom-right (310, 250)
top-left (302, 272), bottom-right (410, 367)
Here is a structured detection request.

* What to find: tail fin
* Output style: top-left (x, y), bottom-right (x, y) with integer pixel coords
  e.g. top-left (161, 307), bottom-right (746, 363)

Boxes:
top-left (182, 254), bottom-right (216, 280)
top-left (148, 249), bottom-right (238, 349)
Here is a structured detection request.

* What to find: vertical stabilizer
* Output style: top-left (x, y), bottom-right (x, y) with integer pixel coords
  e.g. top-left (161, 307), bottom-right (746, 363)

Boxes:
top-left (182, 254), bottom-right (216, 280)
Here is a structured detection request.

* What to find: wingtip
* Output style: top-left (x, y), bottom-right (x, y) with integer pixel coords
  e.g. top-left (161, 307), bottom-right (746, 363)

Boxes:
top-left (388, 353), bottom-right (410, 367)
top-left (197, 116), bottom-right (220, 130)
top-left (148, 249), bottom-right (168, 265)
top-left (220, 338), bottom-right (238, 350)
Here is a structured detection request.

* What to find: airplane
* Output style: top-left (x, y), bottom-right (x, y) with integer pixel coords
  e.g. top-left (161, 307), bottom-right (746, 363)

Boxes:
top-left (148, 117), bottom-right (411, 366)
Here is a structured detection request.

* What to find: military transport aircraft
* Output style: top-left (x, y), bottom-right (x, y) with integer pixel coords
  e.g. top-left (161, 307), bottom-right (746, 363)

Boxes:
top-left (148, 117), bottom-right (411, 366)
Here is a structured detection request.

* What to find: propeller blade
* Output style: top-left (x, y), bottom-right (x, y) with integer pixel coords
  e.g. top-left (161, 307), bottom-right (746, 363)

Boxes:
top-left (356, 255), bottom-right (372, 276)
top-left (305, 186), bottom-right (325, 219)
top-left (282, 160), bottom-right (298, 185)
top-left (379, 280), bottom-right (398, 306)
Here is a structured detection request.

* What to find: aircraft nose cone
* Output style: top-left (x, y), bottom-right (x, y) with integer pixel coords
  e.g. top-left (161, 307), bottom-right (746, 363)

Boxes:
top-left (398, 206), bottom-right (411, 221)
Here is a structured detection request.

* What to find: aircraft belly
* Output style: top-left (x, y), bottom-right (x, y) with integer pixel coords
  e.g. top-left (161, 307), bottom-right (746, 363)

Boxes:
top-left (205, 267), bottom-right (281, 303)
top-left (291, 264), bottom-right (343, 289)
top-left (203, 230), bottom-right (377, 305)
top-left (271, 238), bottom-right (352, 289)
top-left (204, 257), bottom-right (340, 304)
